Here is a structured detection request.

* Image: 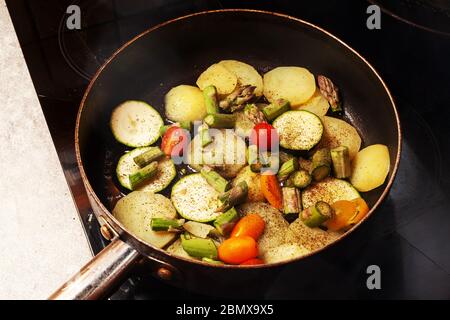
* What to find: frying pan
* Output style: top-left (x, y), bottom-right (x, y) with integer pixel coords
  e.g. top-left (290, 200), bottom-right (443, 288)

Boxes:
top-left (49, 9), bottom-right (401, 300)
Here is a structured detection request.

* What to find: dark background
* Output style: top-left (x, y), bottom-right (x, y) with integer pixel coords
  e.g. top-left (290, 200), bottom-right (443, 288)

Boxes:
top-left (5, 0), bottom-right (450, 299)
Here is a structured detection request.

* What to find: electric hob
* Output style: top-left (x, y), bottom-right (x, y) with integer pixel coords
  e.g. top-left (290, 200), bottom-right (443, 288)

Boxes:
top-left (6, 0), bottom-right (450, 299)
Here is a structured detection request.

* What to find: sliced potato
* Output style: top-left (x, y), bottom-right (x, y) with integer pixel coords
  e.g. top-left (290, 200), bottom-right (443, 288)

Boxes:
top-left (232, 166), bottom-right (265, 202)
top-left (238, 202), bottom-right (288, 255)
top-left (186, 129), bottom-right (246, 178)
top-left (285, 218), bottom-right (341, 252)
top-left (263, 66), bottom-right (316, 106)
top-left (263, 243), bottom-right (310, 264)
top-left (316, 116), bottom-right (362, 159)
top-left (219, 60), bottom-right (263, 96)
top-left (301, 177), bottom-right (360, 209)
top-left (165, 85), bottom-right (207, 122)
top-left (113, 191), bottom-right (177, 248)
top-left (196, 63), bottom-right (238, 95)
top-left (350, 144), bottom-right (390, 192)
top-left (272, 110), bottom-right (323, 151)
top-left (294, 89), bottom-right (330, 116)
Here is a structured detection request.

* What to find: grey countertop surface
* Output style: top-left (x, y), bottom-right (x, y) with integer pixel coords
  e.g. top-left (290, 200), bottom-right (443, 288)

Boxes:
top-left (0, 1), bottom-right (92, 299)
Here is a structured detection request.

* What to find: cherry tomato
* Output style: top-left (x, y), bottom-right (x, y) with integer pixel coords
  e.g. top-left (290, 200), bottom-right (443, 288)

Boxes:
top-left (325, 200), bottom-right (357, 231)
top-left (231, 214), bottom-right (265, 240)
top-left (161, 126), bottom-right (188, 157)
top-left (349, 198), bottom-right (370, 224)
top-left (218, 236), bottom-right (258, 264)
top-left (249, 122), bottom-right (279, 151)
top-left (240, 258), bottom-right (264, 266)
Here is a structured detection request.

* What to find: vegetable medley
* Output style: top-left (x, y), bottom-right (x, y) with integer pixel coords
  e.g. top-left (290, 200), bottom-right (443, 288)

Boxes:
top-left (109, 60), bottom-right (391, 265)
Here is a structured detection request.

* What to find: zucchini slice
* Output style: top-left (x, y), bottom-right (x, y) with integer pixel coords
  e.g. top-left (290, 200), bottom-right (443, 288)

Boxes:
top-left (110, 100), bottom-right (163, 147)
top-left (112, 191), bottom-right (177, 248)
top-left (301, 177), bottom-right (360, 209)
top-left (272, 110), bottom-right (323, 151)
top-left (116, 147), bottom-right (176, 192)
top-left (171, 174), bottom-right (222, 222)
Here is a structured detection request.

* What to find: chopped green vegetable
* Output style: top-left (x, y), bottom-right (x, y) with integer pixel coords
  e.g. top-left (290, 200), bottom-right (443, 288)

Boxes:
top-left (290, 169), bottom-right (312, 189)
top-left (198, 123), bottom-right (213, 147)
top-left (150, 218), bottom-right (185, 232)
top-left (282, 187), bottom-right (301, 221)
top-left (331, 146), bottom-right (352, 179)
top-left (277, 158), bottom-right (299, 181)
top-left (311, 148), bottom-right (331, 181)
top-left (204, 113), bottom-right (237, 128)
top-left (129, 161), bottom-right (158, 190)
top-left (203, 85), bottom-right (219, 114)
top-left (133, 146), bottom-right (164, 168)
top-left (202, 257), bottom-right (224, 265)
top-left (181, 234), bottom-right (218, 259)
top-left (213, 207), bottom-right (240, 236)
top-left (200, 166), bottom-right (231, 193)
top-left (301, 201), bottom-right (334, 228)
top-left (217, 181), bottom-right (248, 212)
top-left (262, 99), bottom-right (290, 121)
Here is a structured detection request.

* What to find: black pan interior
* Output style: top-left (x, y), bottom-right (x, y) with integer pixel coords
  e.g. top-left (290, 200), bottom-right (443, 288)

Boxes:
top-left (78, 10), bottom-right (399, 213)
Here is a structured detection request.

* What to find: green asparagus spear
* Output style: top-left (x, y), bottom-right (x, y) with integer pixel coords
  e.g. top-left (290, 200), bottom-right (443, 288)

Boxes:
top-left (213, 207), bottom-right (240, 236)
top-left (262, 99), bottom-right (290, 121)
top-left (202, 257), bottom-right (224, 265)
top-left (310, 148), bottom-right (331, 181)
top-left (330, 146), bottom-right (352, 178)
top-left (200, 166), bottom-right (231, 193)
top-left (133, 146), bottom-right (164, 168)
top-left (219, 85), bottom-right (256, 112)
top-left (198, 123), bottom-right (213, 147)
top-left (244, 103), bottom-right (266, 124)
top-left (301, 201), bottom-right (334, 228)
top-left (150, 218), bottom-right (185, 232)
top-left (180, 234), bottom-right (218, 259)
top-left (277, 158), bottom-right (299, 181)
top-left (203, 85), bottom-right (219, 114)
top-left (217, 181), bottom-right (248, 212)
top-left (129, 161), bottom-right (158, 190)
top-left (282, 187), bottom-right (302, 221)
top-left (160, 121), bottom-right (191, 136)
top-left (279, 151), bottom-right (295, 164)
top-left (290, 169), bottom-right (312, 189)
top-left (204, 114), bottom-right (236, 128)
top-left (317, 75), bottom-right (342, 113)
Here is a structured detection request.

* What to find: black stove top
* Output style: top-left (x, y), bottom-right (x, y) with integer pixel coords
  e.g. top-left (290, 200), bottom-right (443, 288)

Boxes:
top-left (6, 0), bottom-right (450, 299)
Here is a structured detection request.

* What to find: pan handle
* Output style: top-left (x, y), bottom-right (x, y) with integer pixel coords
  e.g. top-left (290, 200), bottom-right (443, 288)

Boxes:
top-left (48, 238), bottom-right (140, 300)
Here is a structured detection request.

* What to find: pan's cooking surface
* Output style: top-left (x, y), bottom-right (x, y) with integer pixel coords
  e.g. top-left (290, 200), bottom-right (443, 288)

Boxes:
top-left (7, 0), bottom-right (450, 299)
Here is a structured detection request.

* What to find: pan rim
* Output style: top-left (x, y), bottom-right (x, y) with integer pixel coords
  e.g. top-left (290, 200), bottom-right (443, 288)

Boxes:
top-left (75, 9), bottom-right (402, 269)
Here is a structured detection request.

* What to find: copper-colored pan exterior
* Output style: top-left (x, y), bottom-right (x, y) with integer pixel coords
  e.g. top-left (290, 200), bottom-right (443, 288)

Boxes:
top-left (57, 10), bottom-right (401, 299)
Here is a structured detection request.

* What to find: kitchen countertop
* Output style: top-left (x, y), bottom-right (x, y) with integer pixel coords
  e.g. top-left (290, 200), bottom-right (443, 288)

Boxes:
top-left (0, 1), bottom-right (92, 300)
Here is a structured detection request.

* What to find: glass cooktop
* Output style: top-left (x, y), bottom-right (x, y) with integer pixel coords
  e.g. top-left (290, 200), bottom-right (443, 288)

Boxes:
top-left (6, 0), bottom-right (450, 299)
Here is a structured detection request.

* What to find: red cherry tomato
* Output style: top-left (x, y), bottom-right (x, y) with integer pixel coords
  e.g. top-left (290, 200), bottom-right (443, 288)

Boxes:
top-left (161, 126), bottom-right (188, 157)
top-left (249, 122), bottom-right (279, 151)
top-left (240, 258), bottom-right (264, 266)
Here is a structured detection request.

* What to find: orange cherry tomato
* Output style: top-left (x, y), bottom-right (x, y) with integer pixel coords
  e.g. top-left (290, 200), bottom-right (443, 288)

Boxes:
top-left (349, 198), bottom-right (370, 224)
top-left (231, 214), bottom-right (265, 240)
top-left (240, 258), bottom-right (264, 266)
top-left (218, 236), bottom-right (258, 265)
top-left (325, 200), bottom-right (357, 231)
top-left (260, 173), bottom-right (283, 209)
